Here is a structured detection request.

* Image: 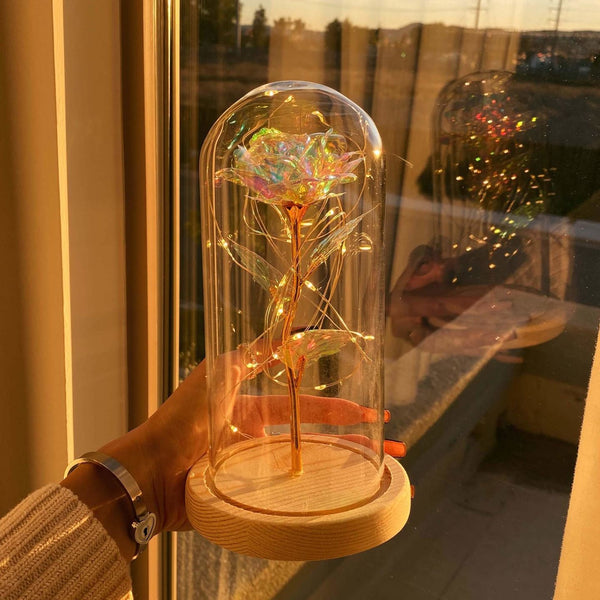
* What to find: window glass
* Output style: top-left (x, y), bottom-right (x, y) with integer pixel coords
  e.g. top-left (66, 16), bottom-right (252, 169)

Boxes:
top-left (178, 1), bottom-right (600, 597)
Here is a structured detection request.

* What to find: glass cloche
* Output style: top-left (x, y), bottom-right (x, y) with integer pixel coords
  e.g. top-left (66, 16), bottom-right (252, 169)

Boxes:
top-left (186, 81), bottom-right (410, 560)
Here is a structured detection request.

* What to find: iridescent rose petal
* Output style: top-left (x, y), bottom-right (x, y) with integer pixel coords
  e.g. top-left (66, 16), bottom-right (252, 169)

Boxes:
top-left (216, 127), bottom-right (362, 208)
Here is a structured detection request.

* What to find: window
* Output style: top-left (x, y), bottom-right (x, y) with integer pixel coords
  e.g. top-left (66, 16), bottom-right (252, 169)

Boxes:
top-left (175, 1), bottom-right (600, 597)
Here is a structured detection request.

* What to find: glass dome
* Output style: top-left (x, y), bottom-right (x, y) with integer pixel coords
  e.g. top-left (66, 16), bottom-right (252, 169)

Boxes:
top-left (198, 81), bottom-right (386, 518)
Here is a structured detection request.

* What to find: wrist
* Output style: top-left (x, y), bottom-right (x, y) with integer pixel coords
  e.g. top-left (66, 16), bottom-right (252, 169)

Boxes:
top-left (61, 463), bottom-right (138, 561)
top-left (61, 422), bottom-right (162, 563)
top-left (99, 425), bottom-right (162, 535)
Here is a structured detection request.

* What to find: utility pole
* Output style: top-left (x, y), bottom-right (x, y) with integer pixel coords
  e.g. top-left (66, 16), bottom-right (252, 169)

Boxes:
top-left (550, 0), bottom-right (563, 65)
top-left (474, 0), bottom-right (482, 30)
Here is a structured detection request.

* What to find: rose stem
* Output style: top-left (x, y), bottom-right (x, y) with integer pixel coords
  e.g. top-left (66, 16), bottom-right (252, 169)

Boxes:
top-left (282, 205), bottom-right (306, 476)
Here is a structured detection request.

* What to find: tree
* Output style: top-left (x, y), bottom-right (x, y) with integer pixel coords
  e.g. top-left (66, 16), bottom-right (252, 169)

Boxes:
top-left (197, 0), bottom-right (239, 48)
top-left (325, 18), bottom-right (342, 55)
top-left (272, 17), bottom-right (306, 35)
top-left (252, 5), bottom-right (269, 49)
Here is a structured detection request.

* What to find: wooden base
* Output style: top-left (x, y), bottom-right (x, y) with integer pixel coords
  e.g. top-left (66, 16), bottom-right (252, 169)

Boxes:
top-left (186, 436), bottom-right (411, 561)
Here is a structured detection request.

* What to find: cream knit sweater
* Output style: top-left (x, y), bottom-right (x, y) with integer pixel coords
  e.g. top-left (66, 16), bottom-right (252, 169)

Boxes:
top-left (0, 484), bottom-right (132, 599)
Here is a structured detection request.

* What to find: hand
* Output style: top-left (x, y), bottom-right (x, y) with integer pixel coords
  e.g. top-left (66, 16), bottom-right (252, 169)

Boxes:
top-left (66, 349), bottom-right (406, 561)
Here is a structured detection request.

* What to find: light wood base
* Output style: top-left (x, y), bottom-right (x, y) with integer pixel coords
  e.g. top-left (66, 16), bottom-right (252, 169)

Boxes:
top-left (186, 436), bottom-right (411, 561)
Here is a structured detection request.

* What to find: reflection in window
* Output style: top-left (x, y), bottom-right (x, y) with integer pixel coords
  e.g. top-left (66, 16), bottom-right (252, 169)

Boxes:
top-left (178, 2), bottom-right (600, 598)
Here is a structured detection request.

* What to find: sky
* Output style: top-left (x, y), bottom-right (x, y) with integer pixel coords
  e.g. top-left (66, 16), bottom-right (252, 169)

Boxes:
top-left (240, 0), bottom-right (600, 33)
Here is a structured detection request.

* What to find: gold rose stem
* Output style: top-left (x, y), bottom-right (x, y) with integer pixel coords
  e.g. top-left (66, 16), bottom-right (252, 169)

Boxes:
top-left (282, 205), bottom-right (305, 476)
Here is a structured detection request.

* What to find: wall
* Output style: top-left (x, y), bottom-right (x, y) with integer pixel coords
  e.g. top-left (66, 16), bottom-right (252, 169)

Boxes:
top-left (0, 0), bottom-right (128, 514)
top-left (0, 1), bottom-right (70, 514)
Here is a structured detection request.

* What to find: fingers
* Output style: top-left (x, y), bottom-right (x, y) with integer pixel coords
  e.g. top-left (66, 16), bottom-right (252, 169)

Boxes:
top-left (321, 434), bottom-right (407, 458)
top-left (398, 286), bottom-right (485, 319)
top-left (210, 345), bottom-right (409, 462)
top-left (233, 393), bottom-right (391, 427)
top-left (384, 439), bottom-right (408, 457)
top-left (230, 392), bottom-right (407, 459)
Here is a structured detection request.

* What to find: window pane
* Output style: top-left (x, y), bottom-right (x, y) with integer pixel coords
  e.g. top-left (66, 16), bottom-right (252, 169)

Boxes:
top-left (178, 1), bottom-right (600, 597)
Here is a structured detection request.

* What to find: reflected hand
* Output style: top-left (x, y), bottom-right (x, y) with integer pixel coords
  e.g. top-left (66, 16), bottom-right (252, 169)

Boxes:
top-left (388, 244), bottom-right (520, 356)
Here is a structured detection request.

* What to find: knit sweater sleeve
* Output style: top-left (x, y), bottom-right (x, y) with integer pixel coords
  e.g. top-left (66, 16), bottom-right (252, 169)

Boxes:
top-left (0, 484), bottom-right (132, 600)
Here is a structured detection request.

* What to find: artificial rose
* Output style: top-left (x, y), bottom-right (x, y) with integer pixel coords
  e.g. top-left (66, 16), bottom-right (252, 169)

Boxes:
top-left (216, 127), bottom-right (361, 208)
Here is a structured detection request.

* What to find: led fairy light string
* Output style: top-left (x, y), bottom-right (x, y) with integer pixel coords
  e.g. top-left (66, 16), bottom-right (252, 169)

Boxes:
top-left (216, 126), bottom-right (372, 476)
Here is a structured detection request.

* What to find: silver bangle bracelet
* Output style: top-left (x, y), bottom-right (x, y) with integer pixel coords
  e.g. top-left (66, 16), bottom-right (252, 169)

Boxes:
top-left (64, 451), bottom-right (157, 560)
